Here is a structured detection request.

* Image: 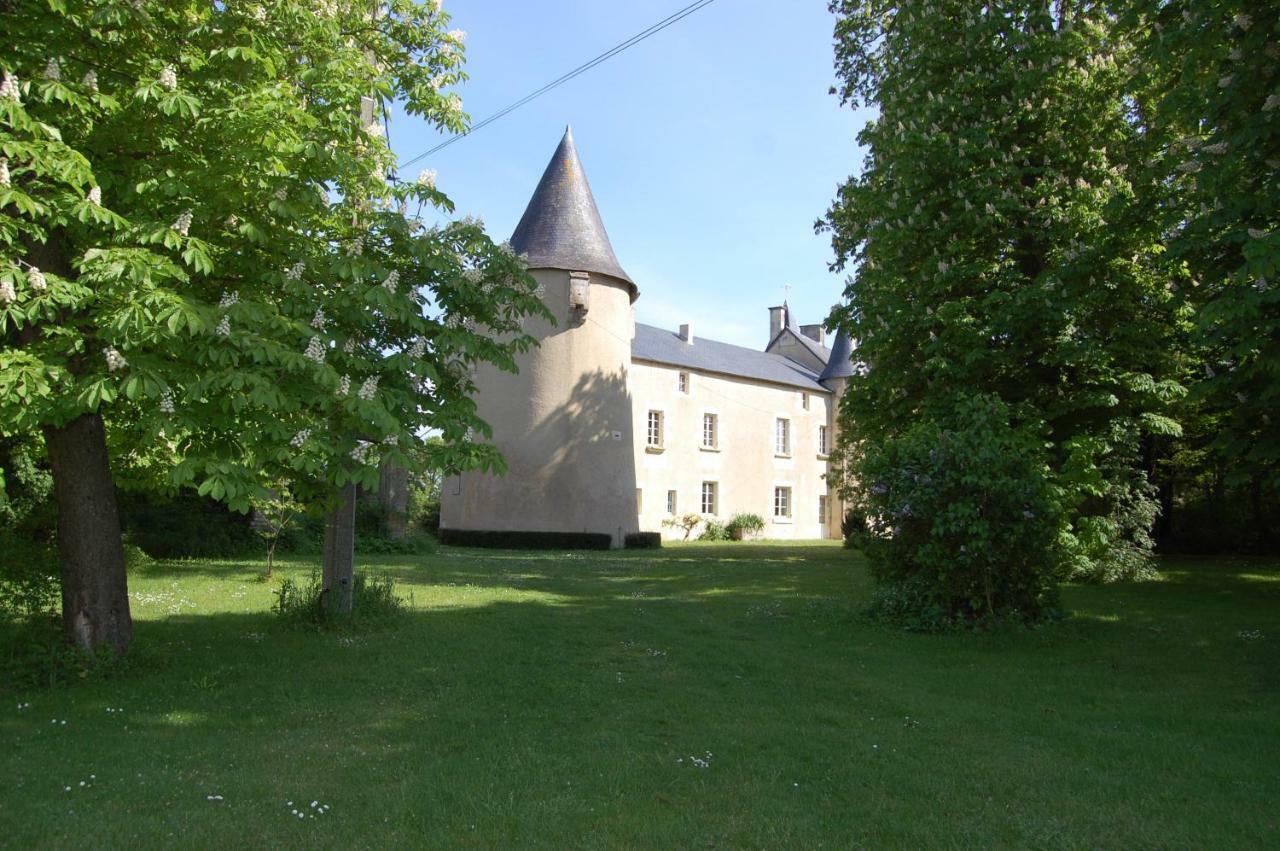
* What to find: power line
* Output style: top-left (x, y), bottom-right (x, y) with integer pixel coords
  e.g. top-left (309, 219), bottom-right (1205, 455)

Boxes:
top-left (400, 0), bottom-right (720, 168)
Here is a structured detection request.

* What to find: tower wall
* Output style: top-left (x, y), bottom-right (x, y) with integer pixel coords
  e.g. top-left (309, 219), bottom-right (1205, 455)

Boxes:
top-left (440, 268), bottom-right (640, 546)
top-left (823, 375), bottom-right (849, 540)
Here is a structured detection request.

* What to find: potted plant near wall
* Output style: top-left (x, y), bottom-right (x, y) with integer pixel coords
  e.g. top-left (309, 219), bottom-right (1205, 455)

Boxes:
top-left (727, 513), bottom-right (765, 541)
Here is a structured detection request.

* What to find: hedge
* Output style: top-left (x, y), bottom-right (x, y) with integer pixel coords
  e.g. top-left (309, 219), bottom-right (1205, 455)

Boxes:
top-left (438, 528), bottom-right (613, 550)
top-left (624, 532), bottom-right (662, 549)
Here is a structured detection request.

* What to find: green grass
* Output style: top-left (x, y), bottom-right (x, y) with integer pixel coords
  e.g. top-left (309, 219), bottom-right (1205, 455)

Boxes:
top-left (2, 542), bottom-right (1278, 848)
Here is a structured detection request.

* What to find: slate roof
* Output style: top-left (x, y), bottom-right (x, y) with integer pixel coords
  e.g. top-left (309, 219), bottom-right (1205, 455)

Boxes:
top-left (509, 126), bottom-right (637, 298)
top-left (632, 323), bottom-right (829, 392)
top-left (818, 326), bottom-right (857, 383)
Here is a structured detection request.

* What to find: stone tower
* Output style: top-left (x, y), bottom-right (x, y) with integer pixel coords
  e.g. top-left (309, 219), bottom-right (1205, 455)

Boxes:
top-left (439, 127), bottom-right (640, 546)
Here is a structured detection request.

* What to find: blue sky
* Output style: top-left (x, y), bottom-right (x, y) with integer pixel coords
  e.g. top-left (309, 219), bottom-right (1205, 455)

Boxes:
top-left (389, 0), bottom-right (871, 350)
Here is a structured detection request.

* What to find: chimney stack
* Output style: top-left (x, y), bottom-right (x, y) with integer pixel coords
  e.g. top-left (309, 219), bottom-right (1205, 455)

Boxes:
top-left (768, 306), bottom-right (786, 341)
top-left (800, 324), bottom-right (825, 346)
top-left (679, 323), bottom-right (694, 344)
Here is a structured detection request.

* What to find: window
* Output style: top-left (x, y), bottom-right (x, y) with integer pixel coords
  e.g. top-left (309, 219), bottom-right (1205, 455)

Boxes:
top-left (774, 486), bottom-right (792, 518)
top-left (701, 481), bottom-right (718, 515)
top-left (818, 425), bottom-right (829, 456)
top-left (819, 495), bottom-right (829, 525)
top-left (647, 410), bottom-right (664, 448)
top-left (667, 490), bottom-right (677, 515)
top-left (678, 371), bottom-right (690, 393)
top-left (702, 413), bottom-right (718, 449)
top-left (775, 417), bottom-right (791, 455)
top-left (802, 392), bottom-right (810, 410)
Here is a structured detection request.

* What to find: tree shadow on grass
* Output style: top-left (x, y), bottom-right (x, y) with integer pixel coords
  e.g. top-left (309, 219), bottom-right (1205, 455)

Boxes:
top-left (5, 551), bottom-right (1280, 848)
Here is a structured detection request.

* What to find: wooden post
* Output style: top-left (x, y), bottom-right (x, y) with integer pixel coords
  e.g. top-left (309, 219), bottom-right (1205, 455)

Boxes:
top-left (321, 481), bottom-right (357, 614)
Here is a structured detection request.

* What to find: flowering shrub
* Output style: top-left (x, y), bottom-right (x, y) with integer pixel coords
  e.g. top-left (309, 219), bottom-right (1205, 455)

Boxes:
top-left (850, 397), bottom-right (1064, 630)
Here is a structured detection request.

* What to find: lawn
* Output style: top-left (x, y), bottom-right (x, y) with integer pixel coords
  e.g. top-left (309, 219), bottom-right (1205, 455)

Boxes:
top-left (2, 542), bottom-right (1278, 848)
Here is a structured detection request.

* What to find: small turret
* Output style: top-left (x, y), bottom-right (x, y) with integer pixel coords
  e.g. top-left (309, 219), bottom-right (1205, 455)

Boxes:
top-left (818, 325), bottom-right (856, 386)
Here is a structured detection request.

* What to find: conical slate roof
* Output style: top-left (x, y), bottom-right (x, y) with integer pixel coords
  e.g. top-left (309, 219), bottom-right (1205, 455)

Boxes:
top-left (819, 325), bottom-right (857, 383)
top-left (509, 126), bottom-right (636, 298)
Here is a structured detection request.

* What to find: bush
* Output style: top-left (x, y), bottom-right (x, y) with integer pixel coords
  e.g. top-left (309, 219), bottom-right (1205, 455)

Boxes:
top-left (849, 396), bottom-right (1064, 630)
top-left (0, 538), bottom-right (59, 623)
top-left (727, 513), bottom-right (765, 539)
top-left (117, 489), bottom-right (258, 558)
top-left (273, 571), bottom-right (408, 630)
top-left (624, 532), bottom-right (662, 549)
top-left (357, 532), bottom-right (438, 555)
top-left (438, 528), bottom-right (613, 550)
top-left (699, 519), bottom-right (730, 541)
top-left (661, 513), bottom-right (703, 541)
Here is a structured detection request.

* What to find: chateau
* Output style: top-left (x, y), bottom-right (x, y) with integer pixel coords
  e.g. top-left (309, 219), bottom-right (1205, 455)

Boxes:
top-left (440, 129), bottom-right (855, 546)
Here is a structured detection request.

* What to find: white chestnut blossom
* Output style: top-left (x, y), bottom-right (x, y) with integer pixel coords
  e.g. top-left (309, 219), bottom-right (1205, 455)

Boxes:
top-left (274, 187), bottom-right (287, 201)
top-left (0, 159), bottom-right (9, 189)
top-left (1264, 95), bottom-right (1280, 112)
top-left (343, 338), bottom-right (357, 354)
top-left (103, 347), bottom-right (128, 372)
top-left (383, 434), bottom-right (398, 447)
top-left (159, 65), bottom-right (178, 91)
top-left (0, 279), bottom-right (15, 304)
top-left (1, 72), bottom-right (21, 103)
top-left (215, 316), bottom-right (231, 336)
top-left (159, 390), bottom-right (175, 414)
top-left (1218, 76), bottom-right (1233, 89)
top-left (417, 169), bottom-right (436, 188)
top-left (346, 236), bottom-right (363, 257)
top-left (218, 290), bottom-right (239, 308)
top-left (28, 267), bottom-right (47, 292)
top-left (1202, 142), bottom-right (1227, 155)
top-left (304, 336), bottom-right (326, 363)
top-left (336, 375), bottom-right (350, 397)
top-left (357, 375), bottom-right (379, 400)
top-left (311, 308), bottom-right (326, 330)
top-left (285, 261), bottom-right (305, 281)
top-left (172, 210), bottom-right (193, 236)
top-left (43, 58), bottom-right (61, 81)
top-left (1248, 228), bottom-right (1267, 239)
top-left (225, 213), bottom-right (239, 228)
top-left (383, 270), bottom-right (399, 293)
top-left (1233, 13), bottom-right (1252, 31)
top-left (82, 70), bottom-right (98, 92)
top-left (406, 339), bottom-right (425, 359)
top-left (87, 186), bottom-right (102, 205)
top-left (290, 429), bottom-right (311, 448)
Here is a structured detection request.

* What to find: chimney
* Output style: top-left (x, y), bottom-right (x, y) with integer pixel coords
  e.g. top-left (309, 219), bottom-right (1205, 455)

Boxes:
top-left (679, 323), bottom-right (694, 344)
top-left (800, 324), bottom-right (825, 346)
top-left (768, 306), bottom-right (786, 341)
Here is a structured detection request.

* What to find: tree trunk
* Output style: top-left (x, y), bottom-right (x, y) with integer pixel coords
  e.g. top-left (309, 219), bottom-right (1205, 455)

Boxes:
top-left (43, 412), bottom-right (132, 658)
top-left (321, 481), bottom-right (357, 614)
top-left (377, 459), bottom-right (409, 539)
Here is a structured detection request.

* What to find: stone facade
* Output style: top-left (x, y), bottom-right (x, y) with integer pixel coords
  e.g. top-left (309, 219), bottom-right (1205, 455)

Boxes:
top-left (440, 129), bottom-right (852, 547)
